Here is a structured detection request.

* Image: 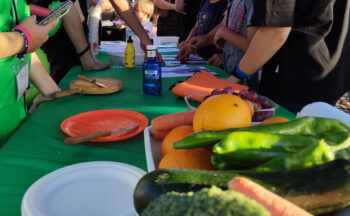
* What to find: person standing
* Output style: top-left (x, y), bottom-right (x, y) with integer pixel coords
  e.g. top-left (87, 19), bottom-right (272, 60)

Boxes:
top-left (176, 0), bottom-right (227, 61)
top-left (231, 0), bottom-right (350, 114)
top-left (154, 0), bottom-right (186, 38)
top-left (0, 0), bottom-right (60, 144)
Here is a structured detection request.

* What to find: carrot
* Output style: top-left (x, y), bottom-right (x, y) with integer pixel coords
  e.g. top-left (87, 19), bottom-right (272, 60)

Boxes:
top-left (151, 128), bottom-right (171, 141)
top-left (151, 110), bottom-right (195, 131)
top-left (229, 177), bottom-right (313, 216)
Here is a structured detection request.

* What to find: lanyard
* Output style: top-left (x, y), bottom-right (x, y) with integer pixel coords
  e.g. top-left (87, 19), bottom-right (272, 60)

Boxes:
top-left (11, 0), bottom-right (29, 112)
top-left (12, 0), bottom-right (19, 25)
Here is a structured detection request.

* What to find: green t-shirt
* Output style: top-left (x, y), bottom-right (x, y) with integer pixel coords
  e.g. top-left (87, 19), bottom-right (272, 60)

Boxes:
top-left (0, 0), bottom-right (31, 145)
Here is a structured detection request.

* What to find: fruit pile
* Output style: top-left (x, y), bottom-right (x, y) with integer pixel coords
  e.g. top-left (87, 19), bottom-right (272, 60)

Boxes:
top-left (204, 87), bottom-right (276, 122)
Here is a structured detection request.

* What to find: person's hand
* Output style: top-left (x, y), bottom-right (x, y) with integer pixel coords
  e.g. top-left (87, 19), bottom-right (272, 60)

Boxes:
top-left (178, 40), bottom-right (188, 49)
top-left (140, 38), bottom-right (165, 64)
top-left (176, 43), bottom-right (195, 63)
top-left (214, 27), bottom-right (226, 49)
top-left (208, 54), bottom-right (223, 67)
top-left (19, 16), bottom-right (58, 53)
top-left (31, 86), bottom-right (61, 110)
top-left (190, 35), bottom-right (210, 50)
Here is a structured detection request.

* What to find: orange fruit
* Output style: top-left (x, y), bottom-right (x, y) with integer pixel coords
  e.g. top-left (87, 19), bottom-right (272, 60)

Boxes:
top-left (193, 94), bottom-right (252, 132)
top-left (260, 117), bottom-right (290, 125)
top-left (158, 148), bottom-right (214, 170)
top-left (161, 125), bottom-right (194, 157)
top-left (244, 100), bottom-right (254, 117)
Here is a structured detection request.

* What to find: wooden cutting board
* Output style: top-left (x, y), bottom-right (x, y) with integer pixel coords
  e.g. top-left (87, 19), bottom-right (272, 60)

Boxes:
top-left (54, 77), bottom-right (122, 98)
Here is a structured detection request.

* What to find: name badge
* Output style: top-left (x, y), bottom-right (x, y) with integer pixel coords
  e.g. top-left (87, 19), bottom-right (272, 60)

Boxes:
top-left (13, 57), bottom-right (29, 101)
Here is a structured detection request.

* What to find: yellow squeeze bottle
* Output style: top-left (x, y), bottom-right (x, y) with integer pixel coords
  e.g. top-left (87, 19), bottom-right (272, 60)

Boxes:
top-left (125, 36), bottom-right (135, 68)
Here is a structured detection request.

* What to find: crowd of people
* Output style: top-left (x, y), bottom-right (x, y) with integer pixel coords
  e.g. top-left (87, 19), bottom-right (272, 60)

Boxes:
top-left (0, 0), bottom-right (350, 144)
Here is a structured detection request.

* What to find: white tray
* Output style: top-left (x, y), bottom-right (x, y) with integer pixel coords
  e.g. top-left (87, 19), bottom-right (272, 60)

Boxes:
top-left (143, 126), bottom-right (161, 172)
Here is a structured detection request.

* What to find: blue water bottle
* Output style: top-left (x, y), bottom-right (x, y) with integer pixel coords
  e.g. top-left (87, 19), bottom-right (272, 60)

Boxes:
top-left (143, 45), bottom-right (162, 95)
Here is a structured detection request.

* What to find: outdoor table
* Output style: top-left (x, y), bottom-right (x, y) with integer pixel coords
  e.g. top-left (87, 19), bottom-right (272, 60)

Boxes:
top-left (0, 52), bottom-right (295, 215)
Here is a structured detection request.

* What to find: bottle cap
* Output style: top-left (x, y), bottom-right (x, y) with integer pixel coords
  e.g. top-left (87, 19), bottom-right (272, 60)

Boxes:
top-left (146, 45), bottom-right (156, 50)
top-left (127, 36), bottom-right (133, 43)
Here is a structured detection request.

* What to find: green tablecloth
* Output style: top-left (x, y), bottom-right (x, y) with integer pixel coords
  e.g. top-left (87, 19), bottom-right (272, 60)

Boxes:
top-left (0, 53), bottom-right (295, 215)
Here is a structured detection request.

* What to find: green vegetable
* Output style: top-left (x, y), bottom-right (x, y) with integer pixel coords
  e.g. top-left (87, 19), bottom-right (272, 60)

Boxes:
top-left (211, 131), bottom-right (319, 169)
top-left (134, 160), bottom-right (350, 215)
top-left (174, 117), bottom-right (350, 150)
top-left (140, 186), bottom-right (270, 216)
top-left (252, 139), bottom-right (335, 171)
top-left (141, 190), bottom-right (189, 216)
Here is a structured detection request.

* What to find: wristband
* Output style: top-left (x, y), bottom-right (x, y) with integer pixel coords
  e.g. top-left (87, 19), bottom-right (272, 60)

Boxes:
top-left (77, 45), bottom-right (90, 58)
top-left (232, 64), bottom-right (251, 80)
top-left (13, 25), bottom-right (33, 58)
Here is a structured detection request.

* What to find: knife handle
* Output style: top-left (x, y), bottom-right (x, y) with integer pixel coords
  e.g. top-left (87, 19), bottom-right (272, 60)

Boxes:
top-left (53, 88), bottom-right (82, 98)
top-left (78, 74), bottom-right (95, 83)
top-left (64, 130), bottom-right (111, 145)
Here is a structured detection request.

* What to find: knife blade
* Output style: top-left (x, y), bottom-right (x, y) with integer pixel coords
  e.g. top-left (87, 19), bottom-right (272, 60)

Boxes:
top-left (78, 74), bottom-right (108, 88)
top-left (64, 125), bottom-right (139, 145)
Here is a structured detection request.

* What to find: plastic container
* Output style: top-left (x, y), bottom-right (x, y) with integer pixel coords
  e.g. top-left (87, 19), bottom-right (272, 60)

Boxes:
top-left (87, 1), bottom-right (102, 60)
top-left (125, 36), bottom-right (135, 68)
top-left (142, 45), bottom-right (162, 95)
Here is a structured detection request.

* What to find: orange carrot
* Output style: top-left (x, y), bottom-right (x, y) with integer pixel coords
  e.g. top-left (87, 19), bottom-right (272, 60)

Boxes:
top-left (151, 128), bottom-right (171, 141)
top-left (229, 177), bottom-right (313, 216)
top-left (151, 110), bottom-right (195, 131)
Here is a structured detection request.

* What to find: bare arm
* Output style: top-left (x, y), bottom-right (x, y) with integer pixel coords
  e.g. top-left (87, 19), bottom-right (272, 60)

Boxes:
top-left (186, 22), bottom-right (198, 42)
top-left (0, 16), bottom-right (58, 59)
top-left (153, 0), bottom-right (176, 10)
top-left (29, 52), bottom-right (60, 97)
top-left (239, 27), bottom-right (291, 75)
top-left (175, 0), bottom-right (185, 13)
top-left (214, 26), bottom-right (257, 52)
top-left (109, 0), bottom-right (152, 52)
top-left (0, 32), bottom-right (25, 59)
top-left (62, 4), bottom-right (87, 54)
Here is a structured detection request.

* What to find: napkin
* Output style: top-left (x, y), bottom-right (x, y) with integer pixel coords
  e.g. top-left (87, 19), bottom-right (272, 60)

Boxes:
top-left (170, 70), bottom-right (249, 101)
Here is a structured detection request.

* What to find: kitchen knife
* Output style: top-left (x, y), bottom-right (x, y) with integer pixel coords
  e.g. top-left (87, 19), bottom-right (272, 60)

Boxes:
top-left (64, 125), bottom-right (139, 145)
top-left (78, 74), bottom-right (108, 88)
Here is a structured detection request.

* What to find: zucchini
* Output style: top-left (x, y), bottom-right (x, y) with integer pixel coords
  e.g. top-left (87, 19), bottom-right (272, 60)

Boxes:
top-left (134, 159), bottom-right (350, 215)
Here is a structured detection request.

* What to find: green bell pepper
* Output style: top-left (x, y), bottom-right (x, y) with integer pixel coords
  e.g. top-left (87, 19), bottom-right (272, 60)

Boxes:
top-left (211, 131), bottom-right (321, 169)
top-left (252, 139), bottom-right (335, 171)
top-left (174, 117), bottom-right (350, 150)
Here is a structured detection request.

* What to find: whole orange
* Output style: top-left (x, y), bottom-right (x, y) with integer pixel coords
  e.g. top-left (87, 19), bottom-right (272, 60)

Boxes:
top-left (158, 148), bottom-right (214, 170)
top-left (161, 125), bottom-right (194, 157)
top-left (193, 94), bottom-right (252, 132)
top-left (260, 116), bottom-right (290, 125)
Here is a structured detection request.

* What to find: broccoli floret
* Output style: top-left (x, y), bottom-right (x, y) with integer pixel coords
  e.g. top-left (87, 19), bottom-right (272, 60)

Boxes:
top-left (141, 186), bottom-right (270, 216)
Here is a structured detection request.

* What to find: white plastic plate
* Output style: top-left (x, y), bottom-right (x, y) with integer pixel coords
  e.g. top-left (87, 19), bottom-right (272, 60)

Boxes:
top-left (21, 161), bottom-right (146, 216)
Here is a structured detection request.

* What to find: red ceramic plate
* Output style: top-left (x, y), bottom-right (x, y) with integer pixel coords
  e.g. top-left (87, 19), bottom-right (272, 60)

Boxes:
top-left (61, 109), bottom-right (149, 142)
